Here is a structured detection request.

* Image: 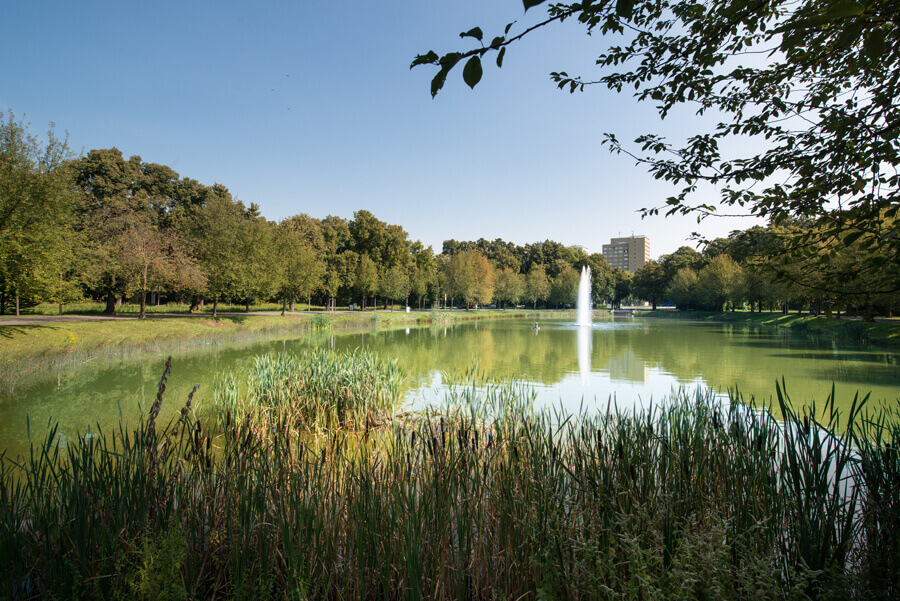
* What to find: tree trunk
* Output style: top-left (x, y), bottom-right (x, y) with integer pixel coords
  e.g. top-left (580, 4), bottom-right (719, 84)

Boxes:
top-left (290, 296), bottom-right (295, 312)
top-left (281, 296), bottom-right (286, 316)
top-left (105, 290), bottom-right (118, 315)
top-left (652, 300), bottom-right (657, 310)
top-left (0, 289), bottom-right (5, 315)
top-left (213, 297), bottom-right (218, 318)
top-left (308, 295), bottom-right (311, 312)
top-left (190, 295), bottom-right (201, 313)
top-left (246, 300), bottom-right (250, 313)
top-left (139, 271), bottom-right (147, 320)
top-left (15, 290), bottom-right (20, 317)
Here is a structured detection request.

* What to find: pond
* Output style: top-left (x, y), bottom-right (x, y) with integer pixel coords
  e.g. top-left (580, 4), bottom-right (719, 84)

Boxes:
top-left (1, 316), bottom-right (897, 456)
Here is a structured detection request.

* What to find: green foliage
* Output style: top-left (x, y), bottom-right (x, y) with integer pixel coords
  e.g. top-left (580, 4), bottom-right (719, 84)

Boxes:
top-left (548, 264), bottom-right (579, 308)
top-left (493, 267), bottom-right (525, 308)
top-left (525, 263), bottom-right (550, 309)
top-left (3, 361), bottom-right (899, 600)
top-left (416, 0), bottom-right (900, 295)
top-left (212, 349), bottom-right (402, 431)
top-left (667, 267), bottom-right (699, 310)
top-left (0, 111), bottom-right (78, 314)
top-left (631, 260), bottom-right (667, 309)
top-left (119, 527), bottom-right (188, 601)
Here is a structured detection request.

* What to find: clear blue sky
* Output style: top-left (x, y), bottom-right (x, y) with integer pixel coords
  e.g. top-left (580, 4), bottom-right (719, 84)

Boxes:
top-left (3, 0), bottom-right (761, 258)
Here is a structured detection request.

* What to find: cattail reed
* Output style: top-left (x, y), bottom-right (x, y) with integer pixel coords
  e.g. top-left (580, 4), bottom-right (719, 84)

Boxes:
top-left (1, 360), bottom-right (898, 600)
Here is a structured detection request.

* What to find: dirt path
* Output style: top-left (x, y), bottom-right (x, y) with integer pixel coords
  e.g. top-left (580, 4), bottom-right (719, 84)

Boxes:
top-left (0, 311), bottom-right (316, 326)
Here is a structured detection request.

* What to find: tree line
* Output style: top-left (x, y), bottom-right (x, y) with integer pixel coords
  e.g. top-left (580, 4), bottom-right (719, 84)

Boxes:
top-left (630, 222), bottom-right (899, 318)
top-left (0, 112), bottom-right (634, 318)
top-left (2, 111), bottom-right (895, 319)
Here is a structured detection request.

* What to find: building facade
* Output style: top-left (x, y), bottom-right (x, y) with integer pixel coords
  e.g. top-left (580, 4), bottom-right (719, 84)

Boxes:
top-left (601, 235), bottom-right (650, 272)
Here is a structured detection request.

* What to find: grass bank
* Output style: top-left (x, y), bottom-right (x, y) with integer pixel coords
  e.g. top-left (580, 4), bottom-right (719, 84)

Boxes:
top-left (0, 309), bottom-right (527, 387)
top-left (642, 309), bottom-right (900, 347)
top-left (2, 356), bottom-right (897, 600)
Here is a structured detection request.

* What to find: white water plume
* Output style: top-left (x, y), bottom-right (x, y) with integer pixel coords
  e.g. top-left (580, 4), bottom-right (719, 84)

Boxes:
top-left (576, 265), bottom-right (592, 327)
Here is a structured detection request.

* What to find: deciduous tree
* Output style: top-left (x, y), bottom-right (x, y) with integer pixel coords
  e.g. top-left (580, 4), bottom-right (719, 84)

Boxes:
top-left (416, 0), bottom-right (900, 294)
top-left (525, 263), bottom-right (550, 309)
top-left (0, 112), bottom-right (77, 315)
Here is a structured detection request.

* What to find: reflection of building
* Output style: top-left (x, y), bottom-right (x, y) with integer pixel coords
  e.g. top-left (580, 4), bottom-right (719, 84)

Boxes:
top-left (602, 235), bottom-right (650, 272)
top-left (606, 350), bottom-right (649, 383)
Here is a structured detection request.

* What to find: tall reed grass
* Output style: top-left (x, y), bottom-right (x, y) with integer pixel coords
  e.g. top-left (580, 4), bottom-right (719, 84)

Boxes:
top-left (1, 358), bottom-right (897, 600)
top-left (213, 349), bottom-right (402, 432)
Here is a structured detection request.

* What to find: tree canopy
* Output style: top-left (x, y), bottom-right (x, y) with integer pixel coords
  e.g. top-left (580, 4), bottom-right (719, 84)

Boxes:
top-left (413, 0), bottom-right (900, 294)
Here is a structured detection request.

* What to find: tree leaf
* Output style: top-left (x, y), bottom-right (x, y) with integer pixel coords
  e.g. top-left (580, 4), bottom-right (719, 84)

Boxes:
top-left (497, 47), bottom-right (507, 68)
top-left (616, 0), bottom-right (635, 18)
top-left (774, 15), bottom-right (830, 33)
top-left (431, 69), bottom-right (448, 98)
top-left (463, 56), bottom-right (483, 89)
top-left (460, 27), bottom-right (483, 42)
top-left (864, 28), bottom-right (886, 61)
top-left (826, 0), bottom-right (864, 18)
top-left (522, 0), bottom-right (548, 11)
top-left (438, 52), bottom-right (463, 68)
top-left (410, 51), bottom-right (439, 69)
top-left (843, 230), bottom-right (864, 245)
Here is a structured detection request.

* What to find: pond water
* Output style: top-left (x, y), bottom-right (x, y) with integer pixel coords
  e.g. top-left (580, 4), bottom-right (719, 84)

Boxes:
top-left (1, 317), bottom-right (897, 456)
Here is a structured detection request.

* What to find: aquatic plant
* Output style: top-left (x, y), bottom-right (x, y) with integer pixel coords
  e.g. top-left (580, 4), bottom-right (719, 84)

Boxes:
top-left (1, 358), bottom-right (897, 600)
top-left (213, 349), bottom-right (402, 432)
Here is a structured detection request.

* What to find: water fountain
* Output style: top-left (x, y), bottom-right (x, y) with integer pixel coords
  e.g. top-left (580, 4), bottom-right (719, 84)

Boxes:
top-left (575, 265), bottom-right (592, 327)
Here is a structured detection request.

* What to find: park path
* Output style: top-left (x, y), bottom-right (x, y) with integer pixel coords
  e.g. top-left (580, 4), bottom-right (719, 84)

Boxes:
top-left (0, 311), bottom-right (325, 326)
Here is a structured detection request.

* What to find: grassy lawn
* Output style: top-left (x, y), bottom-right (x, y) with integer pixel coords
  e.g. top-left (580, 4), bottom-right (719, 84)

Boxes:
top-left (642, 309), bottom-right (900, 347)
top-left (0, 308), bottom-right (536, 384)
top-left (22, 300), bottom-right (321, 315)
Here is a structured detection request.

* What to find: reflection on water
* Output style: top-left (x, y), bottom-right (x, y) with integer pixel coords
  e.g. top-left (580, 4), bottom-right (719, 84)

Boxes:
top-left (1, 317), bottom-right (897, 456)
top-left (577, 325), bottom-right (591, 385)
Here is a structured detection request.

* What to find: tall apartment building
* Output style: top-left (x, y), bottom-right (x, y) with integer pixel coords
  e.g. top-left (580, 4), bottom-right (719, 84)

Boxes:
top-left (601, 235), bottom-right (650, 272)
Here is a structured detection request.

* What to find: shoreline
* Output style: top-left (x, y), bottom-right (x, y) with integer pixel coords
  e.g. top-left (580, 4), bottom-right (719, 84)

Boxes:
top-left (638, 309), bottom-right (900, 347)
top-left (0, 309), bottom-right (537, 388)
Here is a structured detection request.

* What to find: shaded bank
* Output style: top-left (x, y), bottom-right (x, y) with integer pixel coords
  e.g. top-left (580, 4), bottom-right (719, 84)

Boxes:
top-left (642, 310), bottom-right (900, 348)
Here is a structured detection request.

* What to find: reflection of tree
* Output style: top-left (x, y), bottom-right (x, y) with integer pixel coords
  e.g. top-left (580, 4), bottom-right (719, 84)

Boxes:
top-left (590, 322), bottom-right (895, 407)
top-left (7, 319), bottom-right (895, 459)
top-left (334, 320), bottom-right (898, 411)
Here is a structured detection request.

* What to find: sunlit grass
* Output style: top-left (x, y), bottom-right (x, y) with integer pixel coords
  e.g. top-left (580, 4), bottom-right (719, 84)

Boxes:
top-left (0, 310), bottom-right (529, 390)
top-left (214, 349), bottom-right (402, 432)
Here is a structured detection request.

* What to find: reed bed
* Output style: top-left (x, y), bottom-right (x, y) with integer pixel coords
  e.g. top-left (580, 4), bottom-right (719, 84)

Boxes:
top-left (213, 349), bottom-right (403, 433)
top-left (1, 359), bottom-right (898, 601)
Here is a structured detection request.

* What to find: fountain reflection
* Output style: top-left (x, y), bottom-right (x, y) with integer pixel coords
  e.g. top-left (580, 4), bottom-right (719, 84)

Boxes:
top-left (577, 324), bottom-right (592, 385)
